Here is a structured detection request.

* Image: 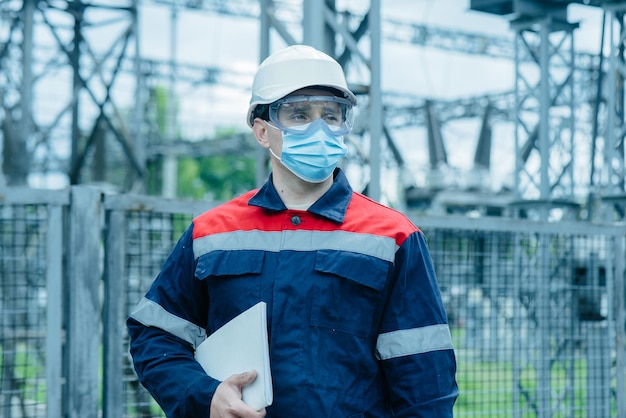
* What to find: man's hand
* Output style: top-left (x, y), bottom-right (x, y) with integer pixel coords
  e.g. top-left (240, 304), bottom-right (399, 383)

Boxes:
top-left (210, 371), bottom-right (267, 418)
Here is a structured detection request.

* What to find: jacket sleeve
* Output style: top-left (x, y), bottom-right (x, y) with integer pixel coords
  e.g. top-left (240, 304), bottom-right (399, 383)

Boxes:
top-left (127, 224), bottom-right (220, 418)
top-left (378, 230), bottom-right (458, 417)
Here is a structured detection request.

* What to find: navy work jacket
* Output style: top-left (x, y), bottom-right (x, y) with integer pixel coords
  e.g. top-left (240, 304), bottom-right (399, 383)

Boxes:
top-left (127, 169), bottom-right (458, 417)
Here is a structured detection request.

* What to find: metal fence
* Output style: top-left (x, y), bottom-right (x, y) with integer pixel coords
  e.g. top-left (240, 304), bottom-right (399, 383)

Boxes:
top-left (0, 186), bottom-right (624, 417)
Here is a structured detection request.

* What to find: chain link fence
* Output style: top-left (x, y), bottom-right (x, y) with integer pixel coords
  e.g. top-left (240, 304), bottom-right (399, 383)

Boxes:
top-left (0, 187), bottom-right (624, 417)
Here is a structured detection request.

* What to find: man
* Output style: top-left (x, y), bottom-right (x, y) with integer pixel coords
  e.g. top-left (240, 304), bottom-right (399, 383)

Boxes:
top-left (127, 44), bottom-right (458, 418)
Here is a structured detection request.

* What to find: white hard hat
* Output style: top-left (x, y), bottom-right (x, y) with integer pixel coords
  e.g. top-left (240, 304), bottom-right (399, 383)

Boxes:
top-left (246, 44), bottom-right (357, 128)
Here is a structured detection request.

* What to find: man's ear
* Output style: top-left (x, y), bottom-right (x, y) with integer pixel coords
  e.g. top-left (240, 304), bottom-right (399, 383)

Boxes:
top-left (252, 118), bottom-right (270, 148)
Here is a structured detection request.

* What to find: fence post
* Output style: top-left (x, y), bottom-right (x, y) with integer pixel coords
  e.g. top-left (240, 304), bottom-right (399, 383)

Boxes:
top-left (67, 186), bottom-right (103, 418)
top-left (46, 204), bottom-right (63, 418)
top-left (103, 207), bottom-right (126, 418)
top-left (615, 235), bottom-right (626, 418)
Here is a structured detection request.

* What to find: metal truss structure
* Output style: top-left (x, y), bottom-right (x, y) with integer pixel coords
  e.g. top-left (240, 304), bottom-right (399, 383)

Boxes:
top-left (601, 3), bottom-right (626, 220)
top-left (512, 16), bottom-right (578, 218)
top-left (470, 2), bottom-right (623, 418)
top-left (470, 0), bottom-right (626, 222)
top-left (0, 0), bottom-right (624, 218)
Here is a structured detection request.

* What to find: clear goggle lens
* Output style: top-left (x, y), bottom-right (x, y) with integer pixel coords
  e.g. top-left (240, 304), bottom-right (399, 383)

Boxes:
top-left (268, 95), bottom-right (354, 136)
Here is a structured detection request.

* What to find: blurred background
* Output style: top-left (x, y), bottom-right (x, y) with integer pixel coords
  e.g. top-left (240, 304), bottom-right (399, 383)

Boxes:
top-left (2, 0), bottom-right (623, 221)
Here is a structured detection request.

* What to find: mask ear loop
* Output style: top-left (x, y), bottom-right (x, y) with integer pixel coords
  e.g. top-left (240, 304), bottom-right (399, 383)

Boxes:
top-left (265, 120), bottom-right (281, 132)
top-left (268, 147), bottom-right (282, 161)
top-left (264, 121), bottom-right (283, 162)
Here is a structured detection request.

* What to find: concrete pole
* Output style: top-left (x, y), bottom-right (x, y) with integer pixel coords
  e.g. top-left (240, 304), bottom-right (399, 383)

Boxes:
top-left (368, 0), bottom-right (382, 202)
top-left (162, 7), bottom-right (178, 198)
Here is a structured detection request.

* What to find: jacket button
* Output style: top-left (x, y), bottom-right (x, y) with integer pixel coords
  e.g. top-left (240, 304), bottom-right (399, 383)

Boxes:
top-left (291, 215), bottom-right (301, 226)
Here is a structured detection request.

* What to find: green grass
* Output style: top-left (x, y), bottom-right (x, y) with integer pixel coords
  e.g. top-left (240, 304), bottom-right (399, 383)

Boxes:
top-left (1, 339), bottom-right (617, 417)
top-left (453, 353), bottom-right (595, 416)
top-left (0, 342), bottom-right (47, 405)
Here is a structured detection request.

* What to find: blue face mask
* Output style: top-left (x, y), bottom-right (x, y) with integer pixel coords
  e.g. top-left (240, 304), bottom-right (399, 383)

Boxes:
top-left (268, 119), bottom-right (348, 183)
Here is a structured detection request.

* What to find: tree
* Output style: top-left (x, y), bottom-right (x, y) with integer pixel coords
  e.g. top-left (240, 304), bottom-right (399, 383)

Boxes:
top-left (177, 135), bottom-right (256, 201)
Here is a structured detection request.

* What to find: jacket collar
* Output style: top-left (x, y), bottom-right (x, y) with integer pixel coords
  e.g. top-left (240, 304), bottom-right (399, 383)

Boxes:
top-left (248, 168), bottom-right (353, 224)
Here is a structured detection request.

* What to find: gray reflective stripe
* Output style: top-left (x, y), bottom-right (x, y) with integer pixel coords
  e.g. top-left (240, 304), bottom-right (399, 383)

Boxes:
top-left (376, 324), bottom-right (453, 360)
top-left (193, 229), bottom-right (397, 262)
top-left (130, 297), bottom-right (207, 348)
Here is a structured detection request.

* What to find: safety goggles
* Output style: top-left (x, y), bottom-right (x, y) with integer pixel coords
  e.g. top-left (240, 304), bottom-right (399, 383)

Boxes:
top-left (268, 95), bottom-right (355, 136)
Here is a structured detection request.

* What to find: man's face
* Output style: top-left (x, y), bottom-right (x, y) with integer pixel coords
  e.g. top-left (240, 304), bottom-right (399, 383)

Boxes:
top-left (251, 87), bottom-right (353, 185)
top-left (265, 88), bottom-right (338, 158)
